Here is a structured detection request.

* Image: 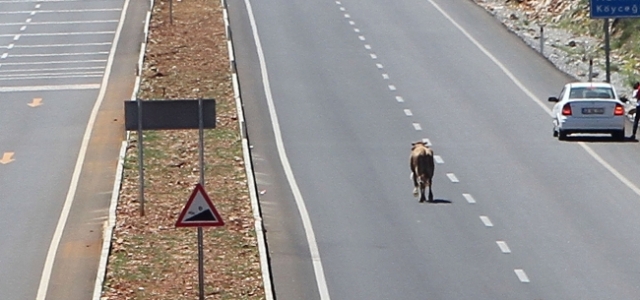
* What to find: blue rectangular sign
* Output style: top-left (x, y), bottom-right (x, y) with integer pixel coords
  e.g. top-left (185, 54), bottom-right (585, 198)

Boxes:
top-left (591, 0), bottom-right (640, 18)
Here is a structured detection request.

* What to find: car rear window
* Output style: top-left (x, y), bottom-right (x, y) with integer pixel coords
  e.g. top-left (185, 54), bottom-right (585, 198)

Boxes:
top-left (568, 87), bottom-right (614, 99)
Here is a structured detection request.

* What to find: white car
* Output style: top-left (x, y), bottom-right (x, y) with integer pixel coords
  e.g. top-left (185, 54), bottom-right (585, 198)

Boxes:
top-left (548, 82), bottom-right (626, 140)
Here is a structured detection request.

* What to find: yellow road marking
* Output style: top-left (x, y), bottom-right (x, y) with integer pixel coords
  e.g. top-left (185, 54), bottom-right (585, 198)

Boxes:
top-left (0, 152), bottom-right (14, 164)
top-left (28, 97), bottom-right (43, 107)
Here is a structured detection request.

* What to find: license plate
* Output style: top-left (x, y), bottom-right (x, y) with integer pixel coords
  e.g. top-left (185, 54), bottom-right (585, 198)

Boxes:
top-left (582, 107), bottom-right (605, 114)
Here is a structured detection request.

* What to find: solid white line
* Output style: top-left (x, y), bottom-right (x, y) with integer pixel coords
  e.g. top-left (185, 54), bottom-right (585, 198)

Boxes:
top-left (427, 0), bottom-right (640, 199)
top-left (13, 42), bottom-right (111, 48)
top-left (0, 59), bottom-right (107, 66)
top-left (514, 269), bottom-right (530, 282)
top-left (0, 74), bottom-right (102, 81)
top-left (0, 66), bottom-right (103, 73)
top-left (0, 20), bottom-right (118, 26)
top-left (446, 173), bottom-right (459, 182)
top-left (396, 96), bottom-right (404, 102)
top-left (412, 123), bottom-right (422, 131)
top-left (10, 51), bottom-right (109, 57)
top-left (497, 241), bottom-right (511, 253)
top-left (244, 0), bottom-right (331, 298)
top-left (0, 8), bottom-right (121, 14)
top-left (0, 31), bottom-right (114, 37)
top-left (434, 155), bottom-right (444, 164)
top-left (35, 0), bottom-right (127, 297)
top-left (463, 193), bottom-right (476, 203)
top-left (404, 109), bottom-right (412, 116)
top-left (0, 83), bottom-right (100, 92)
top-left (480, 216), bottom-right (493, 227)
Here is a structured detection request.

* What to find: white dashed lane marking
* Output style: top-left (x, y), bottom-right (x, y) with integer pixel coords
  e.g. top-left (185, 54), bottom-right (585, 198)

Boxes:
top-left (364, 44), bottom-right (371, 50)
top-left (358, 35), bottom-right (365, 41)
top-left (370, 53), bottom-right (377, 59)
top-left (382, 74), bottom-right (389, 79)
top-left (388, 85), bottom-right (396, 91)
top-left (403, 109), bottom-right (412, 116)
top-left (463, 193), bottom-right (476, 203)
top-left (446, 173), bottom-right (459, 183)
top-left (412, 123), bottom-right (422, 131)
top-left (1, 53), bottom-right (7, 59)
top-left (344, 14), bottom-right (351, 18)
top-left (395, 96), bottom-right (404, 102)
top-left (421, 138), bottom-right (431, 146)
top-left (354, 28), bottom-right (360, 33)
top-left (434, 155), bottom-right (444, 164)
top-left (496, 241), bottom-right (511, 253)
top-left (376, 63), bottom-right (383, 69)
top-left (339, 7), bottom-right (345, 11)
top-left (479, 216), bottom-right (493, 227)
top-left (514, 269), bottom-right (530, 283)
top-left (349, 20), bottom-right (355, 25)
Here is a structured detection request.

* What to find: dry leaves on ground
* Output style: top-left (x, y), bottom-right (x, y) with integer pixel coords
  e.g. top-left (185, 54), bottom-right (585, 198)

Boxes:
top-left (102, 0), bottom-right (265, 299)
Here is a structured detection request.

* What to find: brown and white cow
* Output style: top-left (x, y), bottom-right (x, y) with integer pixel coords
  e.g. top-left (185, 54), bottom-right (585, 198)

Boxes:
top-left (410, 141), bottom-right (435, 202)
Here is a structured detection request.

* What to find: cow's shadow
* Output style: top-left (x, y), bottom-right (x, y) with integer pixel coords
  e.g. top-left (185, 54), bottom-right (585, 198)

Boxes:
top-left (422, 198), bottom-right (452, 205)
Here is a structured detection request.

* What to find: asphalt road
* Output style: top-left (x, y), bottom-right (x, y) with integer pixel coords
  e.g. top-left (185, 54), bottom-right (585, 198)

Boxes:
top-left (231, 0), bottom-right (640, 299)
top-left (0, 0), bottom-right (146, 299)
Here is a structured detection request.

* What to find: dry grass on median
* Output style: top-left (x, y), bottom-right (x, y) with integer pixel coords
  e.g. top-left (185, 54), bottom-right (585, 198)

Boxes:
top-left (101, 0), bottom-right (265, 299)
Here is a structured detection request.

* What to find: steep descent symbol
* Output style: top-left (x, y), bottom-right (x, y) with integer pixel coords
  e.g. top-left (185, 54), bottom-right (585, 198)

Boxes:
top-left (176, 183), bottom-right (224, 227)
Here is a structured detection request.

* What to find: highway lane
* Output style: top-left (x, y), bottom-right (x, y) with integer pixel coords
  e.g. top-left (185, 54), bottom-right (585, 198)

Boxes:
top-left (232, 0), bottom-right (640, 299)
top-left (0, 0), bottom-right (144, 299)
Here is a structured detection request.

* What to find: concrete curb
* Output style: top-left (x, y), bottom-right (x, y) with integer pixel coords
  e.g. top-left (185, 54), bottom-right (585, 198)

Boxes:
top-left (222, 0), bottom-right (275, 298)
top-left (91, 0), bottom-right (153, 298)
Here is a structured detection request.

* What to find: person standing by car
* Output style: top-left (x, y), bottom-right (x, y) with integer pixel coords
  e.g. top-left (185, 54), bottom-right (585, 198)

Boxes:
top-left (629, 82), bottom-right (640, 140)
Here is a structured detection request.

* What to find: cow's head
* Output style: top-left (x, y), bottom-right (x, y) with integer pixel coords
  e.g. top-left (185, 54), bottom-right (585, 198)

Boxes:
top-left (411, 141), bottom-right (428, 150)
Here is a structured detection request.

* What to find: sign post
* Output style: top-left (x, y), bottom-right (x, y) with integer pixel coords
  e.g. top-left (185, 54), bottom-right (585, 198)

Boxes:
top-left (176, 183), bottom-right (225, 299)
top-left (590, 0), bottom-right (640, 82)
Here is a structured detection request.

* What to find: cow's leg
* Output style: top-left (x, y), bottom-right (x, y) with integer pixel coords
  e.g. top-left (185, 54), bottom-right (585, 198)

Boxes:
top-left (412, 172), bottom-right (419, 197)
top-left (418, 179), bottom-right (426, 203)
top-left (428, 184), bottom-right (434, 202)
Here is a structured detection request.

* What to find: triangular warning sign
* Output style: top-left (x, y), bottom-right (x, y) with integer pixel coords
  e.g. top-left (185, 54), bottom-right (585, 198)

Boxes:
top-left (176, 183), bottom-right (224, 227)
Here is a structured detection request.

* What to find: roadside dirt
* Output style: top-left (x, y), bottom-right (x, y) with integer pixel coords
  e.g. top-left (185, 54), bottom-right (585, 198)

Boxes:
top-left (101, 0), bottom-right (265, 299)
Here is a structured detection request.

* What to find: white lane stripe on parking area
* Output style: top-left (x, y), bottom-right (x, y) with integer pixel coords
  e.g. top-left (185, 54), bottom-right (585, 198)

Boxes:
top-left (0, 8), bottom-right (120, 14)
top-left (497, 241), bottom-right (511, 253)
top-left (0, 74), bottom-right (102, 81)
top-left (0, 59), bottom-right (107, 66)
top-left (0, 31), bottom-right (114, 37)
top-left (514, 269), bottom-right (530, 283)
top-left (463, 193), bottom-right (476, 203)
top-left (12, 42), bottom-right (111, 48)
top-left (0, 83), bottom-right (100, 93)
top-left (446, 173), bottom-right (459, 182)
top-left (0, 20), bottom-right (118, 26)
top-left (0, 66), bottom-right (103, 73)
top-left (9, 52), bottom-right (109, 57)
top-left (480, 216), bottom-right (493, 227)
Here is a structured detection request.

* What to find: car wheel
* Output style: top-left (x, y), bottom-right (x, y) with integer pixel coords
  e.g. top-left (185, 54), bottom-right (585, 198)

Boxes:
top-left (558, 130), bottom-right (568, 141)
top-left (612, 129), bottom-right (625, 141)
